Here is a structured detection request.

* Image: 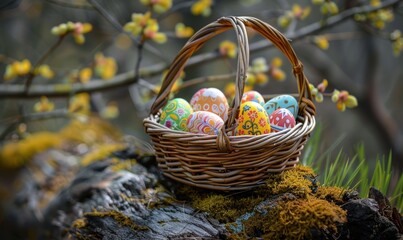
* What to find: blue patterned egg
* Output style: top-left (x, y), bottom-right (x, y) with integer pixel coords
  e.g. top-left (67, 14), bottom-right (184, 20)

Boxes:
top-left (160, 98), bottom-right (193, 131)
top-left (263, 95), bottom-right (298, 119)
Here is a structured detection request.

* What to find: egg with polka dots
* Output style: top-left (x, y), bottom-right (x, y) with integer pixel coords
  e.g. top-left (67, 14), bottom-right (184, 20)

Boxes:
top-left (190, 88), bottom-right (229, 121)
top-left (269, 108), bottom-right (296, 132)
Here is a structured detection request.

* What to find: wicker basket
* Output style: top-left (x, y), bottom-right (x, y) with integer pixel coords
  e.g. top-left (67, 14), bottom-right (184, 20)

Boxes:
top-left (143, 16), bottom-right (316, 191)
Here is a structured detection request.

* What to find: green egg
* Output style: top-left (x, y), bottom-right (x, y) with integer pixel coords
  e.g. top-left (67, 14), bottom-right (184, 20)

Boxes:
top-left (159, 98), bottom-right (193, 131)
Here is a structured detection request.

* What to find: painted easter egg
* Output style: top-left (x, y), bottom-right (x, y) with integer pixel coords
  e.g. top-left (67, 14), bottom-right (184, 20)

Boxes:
top-left (236, 101), bottom-right (271, 135)
top-left (190, 88), bottom-right (229, 121)
top-left (159, 98), bottom-right (193, 131)
top-left (263, 94), bottom-right (299, 119)
top-left (241, 90), bottom-right (265, 105)
top-left (269, 108), bottom-right (296, 132)
top-left (187, 111), bottom-right (224, 135)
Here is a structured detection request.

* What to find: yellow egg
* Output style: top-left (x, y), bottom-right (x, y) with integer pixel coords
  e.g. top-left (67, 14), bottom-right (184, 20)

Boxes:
top-left (236, 101), bottom-right (271, 135)
top-left (190, 88), bottom-right (229, 121)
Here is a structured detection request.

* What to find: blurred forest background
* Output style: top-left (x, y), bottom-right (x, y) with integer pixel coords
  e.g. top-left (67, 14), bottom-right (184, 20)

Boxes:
top-left (0, 0), bottom-right (402, 184)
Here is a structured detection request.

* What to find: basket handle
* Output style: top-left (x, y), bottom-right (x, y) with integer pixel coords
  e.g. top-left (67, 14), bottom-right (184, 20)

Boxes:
top-left (150, 16), bottom-right (315, 131)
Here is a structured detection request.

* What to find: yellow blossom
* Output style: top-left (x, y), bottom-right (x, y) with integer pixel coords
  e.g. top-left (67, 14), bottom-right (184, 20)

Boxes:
top-left (101, 101), bottom-right (119, 119)
top-left (314, 35), bottom-right (329, 50)
top-left (370, 0), bottom-right (381, 7)
top-left (34, 96), bottom-right (55, 112)
top-left (69, 93), bottom-right (91, 115)
top-left (312, 0), bottom-right (324, 4)
top-left (278, 12), bottom-right (293, 28)
top-left (51, 22), bottom-right (92, 44)
top-left (271, 57), bottom-right (283, 68)
top-left (255, 72), bottom-right (268, 85)
top-left (292, 4), bottom-right (311, 20)
top-left (123, 12), bottom-right (166, 44)
top-left (191, 0), bottom-right (212, 16)
top-left (321, 2), bottom-right (339, 15)
top-left (36, 64), bottom-right (54, 79)
top-left (271, 68), bottom-right (286, 81)
top-left (79, 68), bottom-right (93, 83)
top-left (246, 73), bottom-right (256, 86)
top-left (247, 58), bottom-right (269, 86)
top-left (251, 57), bottom-right (269, 72)
top-left (391, 30), bottom-right (403, 56)
top-left (124, 12), bottom-right (151, 36)
top-left (225, 82), bottom-right (236, 97)
top-left (3, 59), bottom-right (32, 81)
top-left (140, 0), bottom-right (172, 13)
top-left (143, 20), bottom-right (167, 43)
top-left (219, 40), bottom-right (237, 58)
top-left (72, 22), bottom-right (92, 44)
top-left (94, 53), bottom-right (117, 80)
top-left (331, 90), bottom-right (358, 112)
top-left (309, 79), bottom-right (328, 103)
top-left (175, 23), bottom-right (194, 38)
top-left (269, 57), bottom-right (286, 81)
top-left (317, 79), bottom-right (328, 92)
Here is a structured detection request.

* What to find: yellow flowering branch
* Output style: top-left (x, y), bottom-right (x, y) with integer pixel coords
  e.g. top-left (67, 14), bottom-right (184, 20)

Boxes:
top-left (0, 0), bottom-right (400, 99)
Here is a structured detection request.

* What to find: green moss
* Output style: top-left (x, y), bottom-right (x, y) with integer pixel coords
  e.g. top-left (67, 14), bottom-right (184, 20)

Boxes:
top-left (241, 196), bottom-right (347, 240)
top-left (0, 132), bottom-right (62, 169)
top-left (177, 165), bottom-right (351, 239)
top-left (315, 185), bottom-right (348, 205)
top-left (176, 185), bottom-right (265, 223)
top-left (80, 144), bottom-right (126, 167)
top-left (84, 210), bottom-right (149, 231)
top-left (265, 165), bottom-right (316, 198)
top-left (72, 218), bottom-right (87, 229)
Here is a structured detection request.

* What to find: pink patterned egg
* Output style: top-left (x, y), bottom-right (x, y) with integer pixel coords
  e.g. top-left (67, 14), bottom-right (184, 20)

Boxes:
top-left (269, 108), bottom-right (296, 132)
top-left (241, 90), bottom-right (265, 105)
top-left (187, 111), bottom-right (224, 135)
top-left (190, 88), bottom-right (229, 121)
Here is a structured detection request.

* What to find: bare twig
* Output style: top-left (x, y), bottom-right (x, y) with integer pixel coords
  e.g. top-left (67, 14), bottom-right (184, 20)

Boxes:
top-left (0, 0), bottom-right (400, 98)
top-left (0, 109), bottom-right (71, 140)
top-left (24, 35), bottom-right (66, 94)
top-left (45, 0), bottom-right (93, 9)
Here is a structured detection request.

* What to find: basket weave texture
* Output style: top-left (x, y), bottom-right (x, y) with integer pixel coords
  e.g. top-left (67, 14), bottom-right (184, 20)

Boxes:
top-left (143, 16), bottom-right (316, 191)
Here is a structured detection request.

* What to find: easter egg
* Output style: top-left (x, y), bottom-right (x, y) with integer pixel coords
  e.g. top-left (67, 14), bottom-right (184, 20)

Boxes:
top-left (187, 111), bottom-right (224, 135)
top-left (190, 88), bottom-right (229, 121)
top-left (159, 98), bottom-right (193, 131)
top-left (269, 108), bottom-right (296, 132)
top-left (236, 101), bottom-right (271, 135)
top-left (241, 90), bottom-right (265, 105)
top-left (263, 94), bottom-right (299, 119)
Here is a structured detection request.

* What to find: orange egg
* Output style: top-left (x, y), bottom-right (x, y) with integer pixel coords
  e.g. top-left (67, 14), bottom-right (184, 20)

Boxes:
top-left (190, 88), bottom-right (229, 121)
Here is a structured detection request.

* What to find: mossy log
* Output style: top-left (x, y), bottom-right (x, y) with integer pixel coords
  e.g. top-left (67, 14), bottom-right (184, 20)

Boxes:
top-left (1, 150), bottom-right (227, 239)
top-left (0, 118), bottom-right (401, 239)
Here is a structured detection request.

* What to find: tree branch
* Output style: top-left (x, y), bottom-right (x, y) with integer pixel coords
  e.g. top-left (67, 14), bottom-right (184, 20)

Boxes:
top-left (0, 0), bottom-right (400, 98)
top-left (87, 0), bottom-right (170, 62)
